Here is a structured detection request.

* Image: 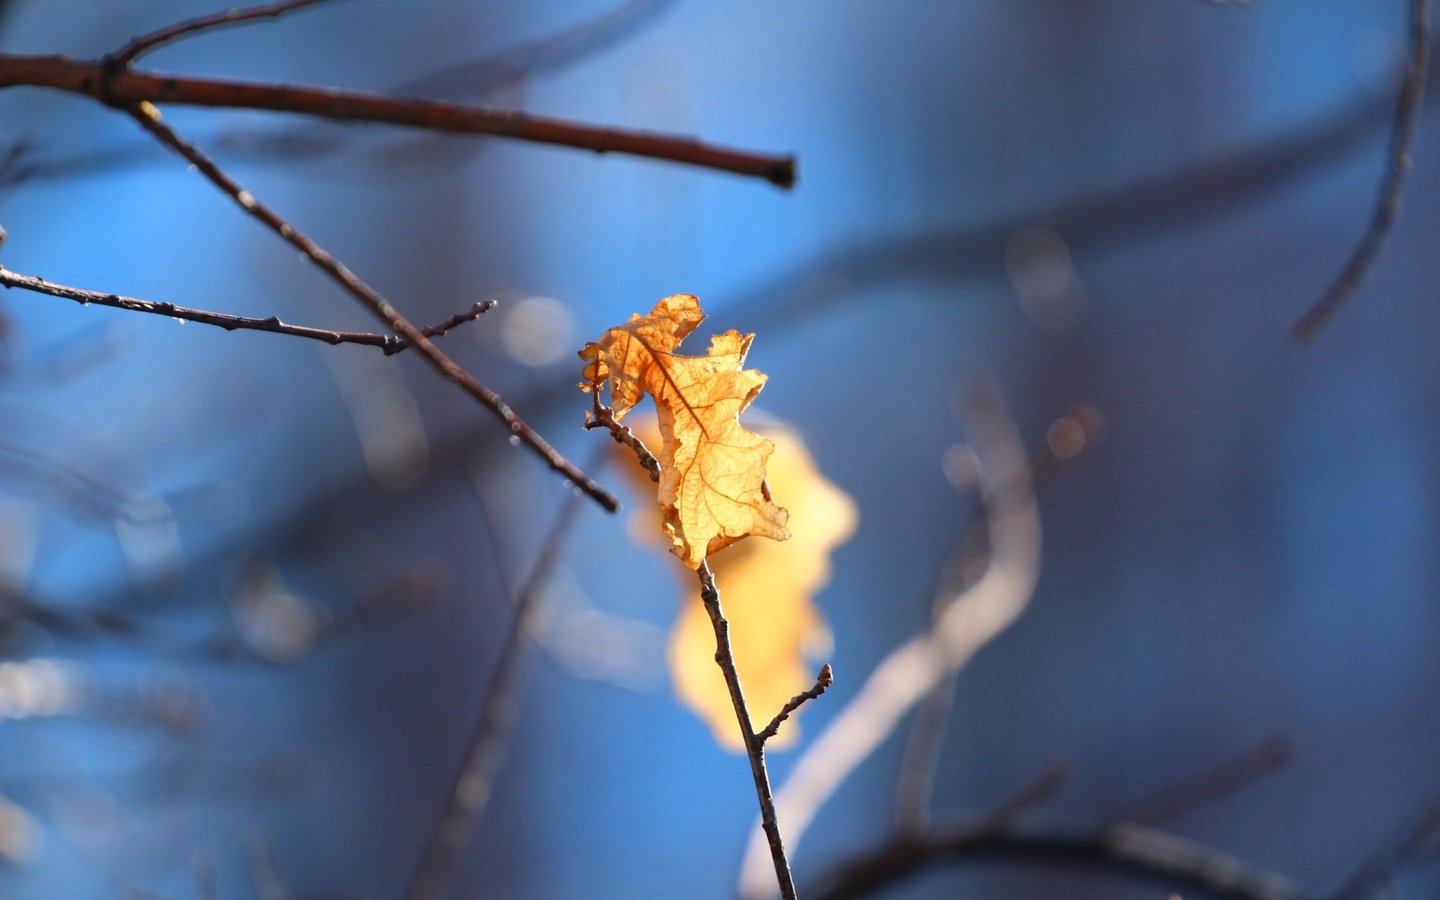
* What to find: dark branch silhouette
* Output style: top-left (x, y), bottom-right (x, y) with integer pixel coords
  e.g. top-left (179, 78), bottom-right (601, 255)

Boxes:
top-left (0, 54), bottom-right (794, 187)
top-left (0, 265), bottom-right (493, 354)
top-left (405, 488), bottom-right (588, 900)
top-left (1291, 0), bottom-right (1432, 340)
top-left (757, 663), bottom-right (833, 745)
top-left (808, 817), bottom-right (1301, 900)
top-left (121, 99), bottom-right (618, 511)
top-left (109, 0), bottom-right (334, 67)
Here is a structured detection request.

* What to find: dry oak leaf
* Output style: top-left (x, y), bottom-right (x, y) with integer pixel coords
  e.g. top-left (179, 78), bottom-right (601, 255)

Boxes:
top-left (580, 294), bottom-right (790, 568)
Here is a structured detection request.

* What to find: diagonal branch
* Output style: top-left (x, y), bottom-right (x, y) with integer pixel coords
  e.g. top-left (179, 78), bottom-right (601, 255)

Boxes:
top-left (404, 486), bottom-right (589, 900)
top-left (1291, 0), bottom-right (1431, 341)
top-left (1327, 788), bottom-right (1440, 900)
top-left (122, 100), bottom-right (618, 512)
top-left (756, 663), bottom-right (833, 745)
top-left (0, 54), bottom-right (795, 187)
top-left (109, 0), bottom-right (334, 68)
top-left (0, 264), bottom-right (492, 354)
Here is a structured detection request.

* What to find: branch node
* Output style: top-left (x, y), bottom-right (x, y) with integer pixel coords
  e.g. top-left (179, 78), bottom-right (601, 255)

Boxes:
top-left (757, 663), bottom-right (834, 745)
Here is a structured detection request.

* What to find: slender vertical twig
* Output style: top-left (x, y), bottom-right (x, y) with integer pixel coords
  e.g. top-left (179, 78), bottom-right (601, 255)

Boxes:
top-left (404, 488), bottom-right (588, 900)
top-left (741, 381), bottom-right (1041, 898)
top-left (1291, 0), bottom-right (1431, 340)
top-left (588, 401), bottom-right (801, 900)
top-left (695, 560), bottom-right (800, 900)
top-left (118, 100), bottom-right (618, 512)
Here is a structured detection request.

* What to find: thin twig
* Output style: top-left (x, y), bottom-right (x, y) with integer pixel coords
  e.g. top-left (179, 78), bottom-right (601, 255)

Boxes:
top-left (697, 561), bottom-right (799, 900)
top-left (404, 488), bottom-right (589, 900)
top-left (978, 759), bottom-right (1074, 833)
top-left (0, 54), bottom-right (795, 187)
top-left (740, 381), bottom-right (1041, 898)
top-left (757, 663), bottom-right (833, 745)
top-left (584, 394), bottom-right (661, 479)
top-left (109, 0), bottom-right (334, 68)
top-left (0, 265), bottom-right (493, 353)
top-left (1327, 789), bottom-right (1440, 900)
top-left (1117, 734), bottom-right (1294, 826)
top-left (808, 816), bottom-right (1301, 900)
top-left (588, 401), bottom-right (800, 900)
top-left (119, 100), bottom-right (617, 512)
top-left (1291, 0), bottom-right (1431, 341)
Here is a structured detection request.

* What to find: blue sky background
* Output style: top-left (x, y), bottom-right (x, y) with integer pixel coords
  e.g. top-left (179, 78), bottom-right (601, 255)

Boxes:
top-left (2, 1), bottom-right (1439, 897)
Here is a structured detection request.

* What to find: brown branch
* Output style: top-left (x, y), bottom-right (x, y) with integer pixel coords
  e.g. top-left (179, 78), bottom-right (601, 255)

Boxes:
top-left (978, 759), bottom-right (1074, 833)
top-left (583, 394), bottom-right (661, 479)
top-left (1117, 734), bottom-right (1294, 826)
top-left (808, 818), bottom-right (1302, 900)
top-left (0, 264), bottom-right (493, 354)
top-left (588, 401), bottom-right (799, 900)
top-left (757, 663), bottom-right (833, 745)
top-left (404, 488), bottom-right (588, 900)
top-left (1291, 0), bottom-right (1431, 341)
top-left (119, 100), bottom-right (618, 512)
top-left (696, 561), bottom-right (799, 900)
top-left (1327, 789), bottom-right (1440, 900)
top-left (0, 53), bottom-right (795, 187)
top-left (109, 0), bottom-right (334, 68)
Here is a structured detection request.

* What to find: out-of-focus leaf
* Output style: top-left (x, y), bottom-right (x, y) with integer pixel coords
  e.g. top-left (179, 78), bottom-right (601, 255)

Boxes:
top-left (619, 420), bottom-right (857, 750)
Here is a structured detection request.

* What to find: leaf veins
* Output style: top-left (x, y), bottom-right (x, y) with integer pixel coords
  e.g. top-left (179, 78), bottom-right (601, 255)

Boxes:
top-left (580, 294), bottom-right (790, 568)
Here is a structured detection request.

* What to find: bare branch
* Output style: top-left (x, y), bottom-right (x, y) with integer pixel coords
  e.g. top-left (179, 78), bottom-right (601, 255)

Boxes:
top-left (120, 100), bottom-right (618, 512)
top-left (740, 380), bottom-right (1041, 897)
top-left (1291, 0), bottom-right (1431, 341)
top-left (1117, 735), bottom-right (1294, 826)
top-left (109, 0), bottom-right (334, 68)
top-left (808, 816), bottom-right (1301, 900)
top-left (0, 54), bottom-right (795, 187)
top-left (404, 489), bottom-right (588, 900)
top-left (757, 663), bottom-right (833, 746)
top-left (588, 394), bottom-right (800, 900)
top-left (584, 395), bottom-right (661, 480)
top-left (978, 759), bottom-right (1073, 833)
top-left (1327, 789), bottom-right (1440, 900)
top-left (696, 560), bottom-right (799, 900)
top-left (0, 265), bottom-right (492, 353)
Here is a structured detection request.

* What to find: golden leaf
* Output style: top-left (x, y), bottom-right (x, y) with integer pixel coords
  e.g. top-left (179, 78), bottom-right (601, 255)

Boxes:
top-left (580, 294), bottom-right (790, 568)
top-left (618, 420), bottom-right (858, 750)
